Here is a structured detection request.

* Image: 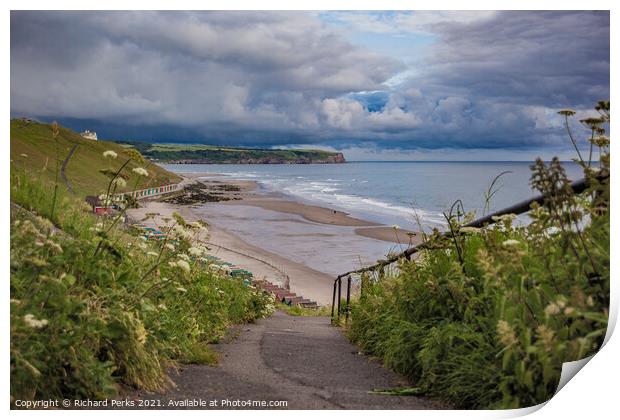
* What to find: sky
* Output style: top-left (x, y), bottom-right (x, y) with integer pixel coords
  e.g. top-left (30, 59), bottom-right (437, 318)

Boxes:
top-left (10, 11), bottom-right (610, 160)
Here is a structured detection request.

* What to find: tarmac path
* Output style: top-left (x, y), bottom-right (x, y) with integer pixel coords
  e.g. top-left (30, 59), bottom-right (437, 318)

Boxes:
top-left (125, 311), bottom-right (444, 410)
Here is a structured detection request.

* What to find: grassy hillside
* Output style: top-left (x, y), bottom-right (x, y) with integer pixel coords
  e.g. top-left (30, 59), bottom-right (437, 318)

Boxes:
top-left (10, 169), bottom-right (274, 403)
top-left (125, 142), bottom-right (346, 164)
top-left (10, 119), bottom-right (182, 197)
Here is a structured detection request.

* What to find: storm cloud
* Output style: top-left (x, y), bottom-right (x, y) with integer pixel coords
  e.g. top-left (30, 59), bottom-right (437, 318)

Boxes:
top-left (10, 11), bottom-right (609, 153)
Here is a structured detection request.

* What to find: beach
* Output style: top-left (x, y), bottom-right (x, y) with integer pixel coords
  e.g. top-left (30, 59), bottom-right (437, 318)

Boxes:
top-left (126, 173), bottom-right (420, 305)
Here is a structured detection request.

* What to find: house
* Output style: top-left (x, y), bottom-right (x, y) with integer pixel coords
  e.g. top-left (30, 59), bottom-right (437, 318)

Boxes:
top-left (80, 130), bottom-right (98, 140)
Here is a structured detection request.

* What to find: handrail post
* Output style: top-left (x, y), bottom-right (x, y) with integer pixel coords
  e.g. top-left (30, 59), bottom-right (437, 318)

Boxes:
top-left (345, 275), bottom-right (352, 323)
top-left (337, 277), bottom-right (342, 320)
top-left (331, 277), bottom-right (338, 320)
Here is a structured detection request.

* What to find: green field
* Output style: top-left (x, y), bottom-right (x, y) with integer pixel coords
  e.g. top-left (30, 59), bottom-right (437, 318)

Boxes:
top-left (126, 141), bottom-right (345, 164)
top-left (10, 119), bottom-right (182, 197)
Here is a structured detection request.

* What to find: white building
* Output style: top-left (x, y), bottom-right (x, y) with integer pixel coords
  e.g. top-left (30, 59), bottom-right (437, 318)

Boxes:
top-left (80, 130), bottom-right (98, 140)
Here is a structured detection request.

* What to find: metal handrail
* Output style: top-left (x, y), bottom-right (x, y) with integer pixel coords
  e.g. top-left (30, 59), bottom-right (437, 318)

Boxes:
top-left (330, 175), bottom-right (601, 322)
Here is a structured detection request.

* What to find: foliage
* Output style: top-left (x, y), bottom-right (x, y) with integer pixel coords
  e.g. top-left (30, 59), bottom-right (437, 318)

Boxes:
top-left (347, 102), bottom-right (610, 409)
top-left (10, 154), bottom-right (274, 404)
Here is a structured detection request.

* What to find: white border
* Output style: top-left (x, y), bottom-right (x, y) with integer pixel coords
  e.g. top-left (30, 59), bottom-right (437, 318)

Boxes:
top-left (3, 2), bottom-right (616, 419)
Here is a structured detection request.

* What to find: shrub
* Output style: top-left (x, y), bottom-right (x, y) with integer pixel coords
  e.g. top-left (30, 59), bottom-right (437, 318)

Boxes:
top-left (10, 162), bottom-right (274, 403)
top-left (347, 102), bottom-right (610, 409)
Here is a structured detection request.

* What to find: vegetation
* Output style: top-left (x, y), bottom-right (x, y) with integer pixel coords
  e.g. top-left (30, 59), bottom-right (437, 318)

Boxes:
top-left (124, 142), bottom-right (346, 164)
top-left (10, 119), bottom-right (181, 197)
top-left (346, 102), bottom-right (610, 409)
top-left (10, 129), bottom-right (275, 404)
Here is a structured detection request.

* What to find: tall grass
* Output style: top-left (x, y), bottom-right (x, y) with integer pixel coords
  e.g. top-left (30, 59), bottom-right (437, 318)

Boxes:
top-left (10, 157), bottom-right (275, 403)
top-left (347, 102), bottom-right (610, 409)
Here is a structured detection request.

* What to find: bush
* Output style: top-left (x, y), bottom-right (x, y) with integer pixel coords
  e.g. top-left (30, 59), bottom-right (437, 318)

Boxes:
top-left (10, 166), bottom-right (274, 403)
top-left (348, 102), bottom-right (610, 409)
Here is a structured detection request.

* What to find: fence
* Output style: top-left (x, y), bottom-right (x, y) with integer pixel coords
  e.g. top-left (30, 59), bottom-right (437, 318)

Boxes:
top-left (113, 183), bottom-right (180, 201)
top-left (331, 176), bottom-right (597, 323)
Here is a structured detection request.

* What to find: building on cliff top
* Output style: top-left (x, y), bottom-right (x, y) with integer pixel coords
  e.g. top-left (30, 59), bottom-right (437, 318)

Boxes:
top-left (80, 130), bottom-right (98, 140)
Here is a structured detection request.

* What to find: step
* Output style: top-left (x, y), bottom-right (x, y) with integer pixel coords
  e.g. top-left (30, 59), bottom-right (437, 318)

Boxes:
top-left (284, 296), bottom-right (306, 305)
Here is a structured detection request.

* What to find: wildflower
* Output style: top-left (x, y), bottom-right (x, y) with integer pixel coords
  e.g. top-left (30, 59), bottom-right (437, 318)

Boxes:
top-left (555, 296), bottom-right (567, 309)
top-left (157, 303), bottom-right (168, 310)
top-left (34, 240), bottom-right (45, 247)
top-left (132, 167), bottom-right (149, 177)
top-left (496, 320), bottom-right (517, 347)
top-left (177, 253), bottom-right (190, 261)
top-left (176, 287), bottom-right (188, 293)
top-left (564, 307), bottom-right (575, 315)
top-left (460, 227), bottom-right (481, 234)
top-left (492, 214), bottom-right (517, 223)
top-left (558, 109), bottom-right (576, 116)
top-left (176, 259), bottom-right (191, 273)
top-left (536, 325), bottom-right (555, 352)
top-left (502, 239), bottom-right (520, 247)
top-left (544, 302), bottom-right (561, 316)
top-left (103, 150), bottom-right (118, 159)
top-left (165, 243), bottom-right (175, 251)
top-left (112, 177), bottom-right (127, 188)
top-left (25, 257), bottom-right (48, 267)
top-left (24, 314), bottom-right (48, 329)
top-left (138, 243), bottom-right (147, 250)
top-left (46, 240), bottom-right (63, 254)
top-left (188, 246), bottom-right (203, 257)
top-left (168, 261), bottom-right (177, 268)
top-left (146, 251), bottom-right (159, 257)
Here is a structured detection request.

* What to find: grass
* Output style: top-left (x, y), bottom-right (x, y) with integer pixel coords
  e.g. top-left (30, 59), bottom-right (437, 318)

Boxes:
top-left (346, 102), bottom-right (610, 409)
top-left (10, 119), bottom-right (182, 197)
top-left (10, 134), bottom-right (275, 404)
top-left (276, 303), bottom-right (332, 317)
top-left (125, 141), bottom-right (343, 163)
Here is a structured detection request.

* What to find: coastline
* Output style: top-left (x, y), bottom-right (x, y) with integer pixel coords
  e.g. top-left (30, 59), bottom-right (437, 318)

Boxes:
top-left (127, 172), bottom-right (421, 305)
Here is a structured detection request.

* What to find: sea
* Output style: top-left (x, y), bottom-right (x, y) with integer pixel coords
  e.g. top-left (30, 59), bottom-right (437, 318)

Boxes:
top-left (163, 161), bottom-right (584, 231)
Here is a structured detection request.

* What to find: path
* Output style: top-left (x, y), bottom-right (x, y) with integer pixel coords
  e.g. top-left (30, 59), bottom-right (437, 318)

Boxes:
top-left (124, 311), bottom-right (443, 409)
top-left (60, 144), bottom-right (78, 193)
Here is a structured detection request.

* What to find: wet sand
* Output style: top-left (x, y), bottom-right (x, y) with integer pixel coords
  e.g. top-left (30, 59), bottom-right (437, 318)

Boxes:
top-left (127, 173), bottom-right (421, 305)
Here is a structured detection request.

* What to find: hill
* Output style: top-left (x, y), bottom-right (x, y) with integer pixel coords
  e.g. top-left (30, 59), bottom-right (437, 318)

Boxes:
top-left (10, 119), bottom-right (182, 197)
top-left (125, 142), bottom-right (346, 164)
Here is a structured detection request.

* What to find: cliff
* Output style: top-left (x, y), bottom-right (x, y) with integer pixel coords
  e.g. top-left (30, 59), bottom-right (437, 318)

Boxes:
top-left (124, 143), bottom-right (347, 164)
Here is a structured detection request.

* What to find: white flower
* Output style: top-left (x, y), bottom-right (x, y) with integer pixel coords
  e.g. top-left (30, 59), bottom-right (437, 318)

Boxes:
top-left (177, 253), bottom-right (190, 261)
top-left (460, 227), bottom-right (481, 234)
top-left (46, 240), bottom-right (63, 254)
top-left (544, 303), bottom-right (561, 316)
top-left (146, 251), bottom-right (159, 257)
top-left (103, 150), bottom-right (118, 159)
top-left (168, 261), bottom-right (177, 268)
top-left (112, 177), bottom-right (127, 188)
top-left (502, 239), bottom-right (520, 247)
top-left (165, 243), bottom-right (175, 251)
top-left (132, 167), bottom-right (149, 177)
top-left (188, 247), bottom-right (203, 257)
top-left (176, 260), bottom-right (191, 273)
top-left (176, 287), bottom-right (187, 293)
top-left (24, 314), bottom-right (48, 329)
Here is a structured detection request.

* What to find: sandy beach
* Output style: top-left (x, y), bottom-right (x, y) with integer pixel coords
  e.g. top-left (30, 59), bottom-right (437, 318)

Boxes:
top-left (127, 173), bottom-right (421, 305)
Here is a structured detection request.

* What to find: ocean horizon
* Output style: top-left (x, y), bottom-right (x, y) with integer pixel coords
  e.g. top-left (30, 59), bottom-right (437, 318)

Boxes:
top-left (163, 160), bottom-right (584, 231)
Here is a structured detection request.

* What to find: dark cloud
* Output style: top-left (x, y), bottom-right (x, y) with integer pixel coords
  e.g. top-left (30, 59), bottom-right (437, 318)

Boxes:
top-left (10, 11), bottom-right (609, 152)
